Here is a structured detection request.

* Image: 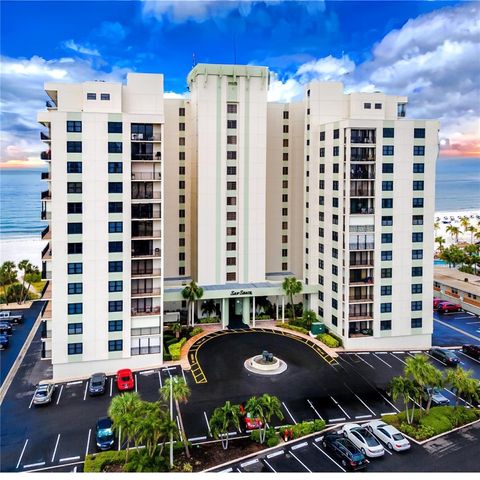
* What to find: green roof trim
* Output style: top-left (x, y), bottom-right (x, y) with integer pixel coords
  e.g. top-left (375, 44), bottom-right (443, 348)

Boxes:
top-left (187, 63), bottom-right (269, 85)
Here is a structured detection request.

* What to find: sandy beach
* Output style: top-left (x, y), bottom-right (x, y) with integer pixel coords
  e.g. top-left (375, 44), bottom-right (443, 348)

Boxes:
top-left (435, 209), bottom-right (480, 247)
top-left (0, 236), bottom-right (47, 268)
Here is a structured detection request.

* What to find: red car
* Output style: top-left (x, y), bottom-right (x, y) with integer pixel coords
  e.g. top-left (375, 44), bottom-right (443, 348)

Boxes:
top-left (437, 302), bottom-right (462, 314)
top-left (433, 297), bottom-right (444, 309)
top-left (239, 403), bottom-right (263, 431)
top-left (116, 369), bottom-right (134, 391)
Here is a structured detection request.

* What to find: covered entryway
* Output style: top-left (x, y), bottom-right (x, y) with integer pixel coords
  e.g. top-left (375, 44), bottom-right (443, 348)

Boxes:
top-left (228, 297), bottom-right (248, 329)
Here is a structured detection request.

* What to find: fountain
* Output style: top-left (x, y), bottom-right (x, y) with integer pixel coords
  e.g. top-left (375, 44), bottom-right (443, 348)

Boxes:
top-left (244, 350), bottom-right (287, 375)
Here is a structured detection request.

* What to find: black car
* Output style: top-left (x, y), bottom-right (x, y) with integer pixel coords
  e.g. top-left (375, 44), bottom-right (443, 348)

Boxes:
top-left (0, 334), bottom-right (9, 349)
top-left (88, 372), bottom-right (107, 396)
top-left (462, 344), bottom-right (480, 360)
top-left (0, 322), bottom-right (12, 335)
top-left (430, 348), bottom-right (460, 366)
top-left (322, 433), bottom-right (368, 470)
top-left (96, 417), bottom-right (114, 451)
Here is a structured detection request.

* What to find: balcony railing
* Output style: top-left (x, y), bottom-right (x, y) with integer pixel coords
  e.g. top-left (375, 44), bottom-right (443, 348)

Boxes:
top-left (131, 269), bottom-right (162, 278)
top-left (131, 172), bottom-right (162, 181)
top-left (349, 313), bottom-right (374, 320)
top-left (131, 134), bottom-right (161, 141)
top-left (40, 151), bottom-right (51, 160)
top-left (41, 270), bottom-right (52, 280)
top-left (350, 206), bottom-right (374, 215)
top-left (41, 172), bottom-right (50, 180)
top-left (132, 230), bottom-right (162, 238)
top-left (351, 130), bottom-right (376, 144)
top-left (40, 132), bottom-right (50, 141)
top-left (41, 244), bottom-right (52, 260)
top-left (46, 100), bottom-right (56, 110)
top-left (41, 225), bottom-right (50, 240)
top-left (131, 249), bottom-right (161, 258)
top-left (350, 167), bottom-right (375, 179)
top-left (131, 191), bottom-right (161, 200)
top-left (131, 153), bottom-right (162, 161)
top-left (349, 296), bottom-right (374, 303)
top-left (349, 242), bottom-right (374, 251)
top-left (350, 185), bottom-right (375, 197)
top-left (41, 190), bottom-right (51, 200)
top-left (131, 306), bottom-right (161, 317)
top-left (131, 345), bottom-right (161, 355)
top-left (41, 211), bottom-right (51, 220)
top-left (349, 277), bottom-right (374, 286)
top-left (349, 260), bottom-right (374, 267)
top-left (131, 288), bottom-right (161, 297)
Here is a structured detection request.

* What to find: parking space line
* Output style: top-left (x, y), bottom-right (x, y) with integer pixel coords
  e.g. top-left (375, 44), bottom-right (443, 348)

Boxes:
top-left (16, 439), bottom-right (29, 469)
top-left (240, 458), bottom-right (259, 468)
top-left (312, 443), bottom-right (345, 472)
top-left (263, 459), bottom-right (276, 472)
top-left (158, 371), bottom-right (163, 388)
top-left (373, 353), bottom-right (392, 368)
top-left (51, 433), bottom-right (61, 462)
top-left (109, 378), bottom-right (113, 397)
top-left (355, 414), bottom-right (372, 420)
top-left (330, 396), bottom-right (350, 419)
top-left (328, 417), bottom-right (346, 423)
top-left (390, 353), bottom-right (407, 365)
top-left (458, 351), bottom-right (480, 365)
top-left (410, 351), bottom-right (422, 354)
top-left (355, 354), bottom-right (375, 369)
top-left (23, 462), bottom-right (45, 469)
top-left (425, 352), bottom-right (447, 366)
top-left (203, 411), bottom-right (212, 436)
top-left (59, 456), bottom-right (81, 463)
top-left (443, 388), bottom-right (473, 407)
top-left (266, 450), bottom-right (284, 459)
top-left (291, 441), bottom-right (308, 450)
top-left (353, 393), bottom-right (376, 416)
top-left (66, 380), bottom-right (82, 386)
top-left (28, 392), bottom-right (35, 409)
top-left (379, 392), bottom-right (400, 413)
top-left (466, 321), bottom-right (480, 324)
top-left (83, 382), bottom-right (88, 401)
top-left (135, 374), bottom-right (138, 393)
top-left (290, 450), bottom-right (312, 472)
top-left (56, 385), bottom-right (64, 405)
top-left (85, 428), bottom-right (92, 457)
top-left (392, 351), bottom-right (404, 354)
top-left (282, 401), bottom-right (297, 424)
top-left (381, 412), bottom-right (398, 416)
top-left (383, 446), bottom-right (393, 456)
top-left (307, 399), bottom-right (324, 420)
top-left (188, 436), bottom-right (207, 442)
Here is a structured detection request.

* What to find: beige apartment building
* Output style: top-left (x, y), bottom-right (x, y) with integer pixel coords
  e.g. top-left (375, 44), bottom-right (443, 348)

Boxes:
top-left (39, 64), bottom-right (439, 380)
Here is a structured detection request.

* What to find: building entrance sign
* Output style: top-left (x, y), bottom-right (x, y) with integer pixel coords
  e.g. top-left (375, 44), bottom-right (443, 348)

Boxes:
top-left (230, 290), bottom-right (253, 296)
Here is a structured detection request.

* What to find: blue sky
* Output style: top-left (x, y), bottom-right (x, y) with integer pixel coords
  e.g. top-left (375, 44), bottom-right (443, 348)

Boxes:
top-left (1, 0), bottom-right (479, 167)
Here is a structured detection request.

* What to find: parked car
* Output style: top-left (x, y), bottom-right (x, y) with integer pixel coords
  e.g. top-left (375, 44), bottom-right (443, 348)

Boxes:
top-left (0, 333), bottom-right (9, 349)
top-left (95, 417), bottom-right (114, 451)
top-left (88, 372), bottom-right (107, 396)
top-left (239, 402), bottom-right (263, 430)
top-left (462, 344), bottom-right (480, 360)
top-left (437, 302), bottom-right (462, 314)
top-left (366, 420), bottom-right (410, 452)
top-left (341, 423), bottom-right (384, 458)
top-left (116, 369), bottom-right (134, 391)
top-left (424, 387), bottom-right (449, 406)
top-left (433, 298), bottom-right (444, 309)
top-left (33, 383), bottom-right (56, 405)
top-left (0, 311), bottom-right (23, 324)
top-left (322, 433), bottom-right (368, 470)
top-left (0, 322), bottom-right (13, 335)
top-left (430, 348), bottom-right (460, 366)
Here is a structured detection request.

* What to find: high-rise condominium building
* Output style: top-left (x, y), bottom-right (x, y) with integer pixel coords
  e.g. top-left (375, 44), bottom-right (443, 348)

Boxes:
top-left (38, 64), bottom-right (438, 381)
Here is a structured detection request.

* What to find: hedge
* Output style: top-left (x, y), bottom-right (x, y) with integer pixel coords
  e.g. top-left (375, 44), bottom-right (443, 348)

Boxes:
top-left (168, 337), bottom-right (187, 360)
top-left (189, 327), bottom-right (204, 337)
top-left (316, 333), bottom-right (340, 348)
top-left (84, 450), bottom-right (126, 472)
top-left (275, 322), bottom-right (309, 335)
top-left (198, 317), bottom-right (220, 324)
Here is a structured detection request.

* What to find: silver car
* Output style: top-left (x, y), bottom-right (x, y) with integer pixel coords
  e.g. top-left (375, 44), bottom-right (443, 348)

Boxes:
top-left (425, 387), bottom-right (450, 406)
top-left (33, 383), bottom-right (56, 405)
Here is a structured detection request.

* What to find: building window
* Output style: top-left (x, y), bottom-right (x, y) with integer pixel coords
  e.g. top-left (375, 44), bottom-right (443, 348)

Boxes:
top-left (179, 252), bottom-right (185, 261)
top-left (179, 180), bottom-right (185, 189)
top-left (226, 257), bottom-right (236, 266)
top-left (332, 231), bottom-right (338, 242)
top-left (412, 284), bottom-right (423, 294)
top-left (108, 340), bottom-right (123, 352)
top-left (332, 299), bottom-right (338, 309)
top-left (413, 163), bottom-right (425, 173)
top-left (179, 238), bottom-right (185, 247)
top-left (179, 224), bottom-right (186, 233)
top-left (68, 343), bottom-right (83, 355)
top-left (108, 202), bottom-right (122, 213)
top-left (332, 198), bottom-right (338, 207)
top-left (68, 283), bottom-right (83, 294)
top-left (282, 221), bottom-right (288, 230)
top-left (67, 182), bottom-right (82, 193)
top-left (67, 162), bottom-right (82, 173)
top-left (67, 223), bottom-right (83, 234)
top-left (227, 181), bottom-right (237, 191)
top-left (364, 102), bottom-right (371, 109)
top-left (380, 320), bottom-right (391, 331)
top-left (108, 300), bottom-right (123, 312)
top-left (282, 235), bottom-right (288, 244)
top-left (382, 163), bottom-right (394, 173)
top-left (332, 181), bottom-right (339, 191)
top-left (333, 163), bottom-right (339, 173)
top-left (67, 202), bottom-right (82, 214)
top-left (179, 151), bottom-right (186, 161)
top-left (179, 122), bottom-right (186, 131)
top-left (381, 268), bottom-right (392, 278)
top-left (283, 139), bottom-right (289, 147)
top-left (332, 265), bottom-right (338, 276)
top-left (282, 194), bottom-right (288, 202)
top-left (68, 323), bottom-right (83, 335)
top-left (227, 166), bottom-right (237, 175)
top-left (108, 320), bottom-right (123, 332)
top-left (283, 180), bottom-right (288, 188)
top-left (108, 280), bottom-right (123, 292)
top-left (68, 262), bottom-right (82, 274)
top-left (411, 301), bottom-right (422, 311)
top-left (108, 182), bottom-right (123, 193)
top-left (383, 128), bottom-right (394, 138)
top-left (333, 129), bottom-right (339, 139)
top-left (179, 107), bottom-right (185, 116)
top-left (226, 227), bottom-right (236, 236)
top-left (413, 198), bottom-right (424, 208)
top-left (226, 242), bottom-right (236, 251)
top-left (381, 250), bottom-right (393, 261)
top-left (179, 267), bottom-right (185, 275)
top-left (413, 146), bottom-right (425, 156)
top-left (282, 249), bottom-right (288, 257)
top-left (382, 181), bottom-right (393, 191)
top-left (375, 103), bottom-right (382, 110)
top-left (67, 141), bottom-right (82, 153)
top-left (412, 266), bottom-right (423, 277)
top-left (108, 162), bottom-right (123, 174)
top-left (333, 146), bottom-right (339, 156)
top-left (68, 303), bottom-right (83, 315)
top-left (101, 93), bottom-right (110, 101)
top-left (283, 152), bottom-right (288, 161)
top-left (413, 181), bottom-right (424, 191)
top-left (381, 285), bottom-right (392, 296)
top-left (227, 136), bottom-right (237, 145)
top-left (108, 142), bottom-right (122, 154)
top-left (412, 249), bottom-right (423, 260)
top-left (319, 148), bottom-right (325, 158)
top-left (86, 93), bottom-right (96, 100)
top-left (227, 151), bottom-right (237, 160)
top-left (108, 241), bottom-right (123, 253)
top-left (226, 272), bottom-right (236, 281)
top-left (332, 281), bottom-right (338, 292)
top-left (282, 207), bottom-right (288, 216)
top-left (108, 122), bottom-right (122, 133)
top-left (383, 145), bottom-right (394, 156)
top-left (414, 128), bottom-right (426, 138)
top-left (381, 216), bottom-right (393, 226)
top-left (108, 222), bottom-right (123, 233)
top-left (227, 197), bottom-right (237, 206)
top-left (227, 103), bottom-right (237, 114)
top-left (67, 120), bottom-right (82, 132)
top-left (68, 242), bottom-right (83, 254)
top-left (282, 124), bottom-right (289, 133)
top-left (381, 303), bottom-right (392, 313)
top-left (412, 232), bottom-right (423, 242)
top-left (179, 137), bottom-right (185, 146)
top-left (382, 198), bottom-right (393, 209)
top-left (411, 317), bottom-right (422, 328)
top-left (108, 261), bottom-right (123, 272)
top-left (283, 110), bottom-right (289, 119)
top-left (282, 167), bottom-right (288, 175)
top-left (226, 212), bottom-right (236, 221)
top-left (179, 195), bottom-right (185, 204)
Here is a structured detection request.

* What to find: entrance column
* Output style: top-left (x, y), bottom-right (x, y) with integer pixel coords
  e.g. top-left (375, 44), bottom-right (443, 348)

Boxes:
top-left (221, 298), bottom-right (229, 329)
top-left (242, 297), bottom-right (250, 326)
top-left (281, 296), bottom-right (285, 324)
top-left (252, 296), bottom-right (256, 328)
top-left (276, 297), bottom-right (279, 321)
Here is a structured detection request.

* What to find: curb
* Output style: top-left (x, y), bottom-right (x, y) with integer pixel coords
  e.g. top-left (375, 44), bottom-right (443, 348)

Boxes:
top-left (414, 417), bottom-right (480, 446)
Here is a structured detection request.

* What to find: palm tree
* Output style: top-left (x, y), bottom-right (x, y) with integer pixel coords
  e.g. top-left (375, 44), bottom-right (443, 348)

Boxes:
top-left (0, 261), bottom-right (17, 302)
top-left (246, 394), bottom-right (284, 443)
top-left (433, 221), bottom-right (440, 233)
top-left (23, 266), bottom-right (40, 303)
top-left (459, 216), bottom-right (470, 233)
top-left (446, 368), bottom-right (480, 407)
top-left (108, 392), bottom-right (141, 461)
top-left (209, 401), bottom-right (240, 450)
top-left (181, 281), bottom-right (204, 327)
top-left (435, 236), bottom-right (446, 251)
top-left (466, 225), bottom-right (477, 244)
top-left (446, 225), bottom-right (461, 244)
top-left (171, 322), bottom-right (182, 339)
top-left (201, 299), bottom-right (216, 318)
top-left (388, 376), bottom-right (417, 424)
top-left (160, 376), bottom-right (191, 458)
top-left (282, 277), bottom-right (303, 321)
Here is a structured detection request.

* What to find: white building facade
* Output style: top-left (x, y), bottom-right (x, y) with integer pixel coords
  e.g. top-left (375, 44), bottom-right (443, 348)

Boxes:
top-left (39, 65), bottom-right (438, 381)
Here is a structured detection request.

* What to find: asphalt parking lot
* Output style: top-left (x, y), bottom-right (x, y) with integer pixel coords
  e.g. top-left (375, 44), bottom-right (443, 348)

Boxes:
top-left (433, 309), bottom-right (480, 346)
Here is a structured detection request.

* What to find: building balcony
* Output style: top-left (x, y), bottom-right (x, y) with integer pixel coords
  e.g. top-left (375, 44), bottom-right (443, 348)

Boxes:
top-left (40, 132), bottom-right (50, 142)
top-left (131, 134), bottom-right (161, 142)
top-left (132, 230), bottom-right (162, 239)
top-left (41, 210), bottom-right (51, 221)
top-left (350, 147), bottom-right (376, 162)
top-left (131, 153), bottom-right (162, 162)
top-left (40, 151), bottom-right (51, 160)
top-left (41, 244), bottom-right (52, 260)
top-left (350, 199), bottom-right (374, 215)
top-left (41, 172), bottom-right (50, 180)
top-left (41, 190), bottom-right (51, 200)
top-left (131, 191), bottom-right (161, 201)
top-left (349, 260), bottom-right (374, 268)
top-left (41, 225), bottom-right (51, 240)
top-left (351, 129), bottom-right (376, 144)
top-left (131, 306), bottom-right (161, 317)
top-left (131, 249), bottom-right (161, 259)
top-left (349, 241), bottom-right (374, 251)
top-left (349, 277), bottom-right (374, 286)
top-left (349, 312), bottom-right (374, 321)
top-left (131, 288), bottom-right (161, 298)
top-left (46, 100), bottom-right (57, 110)
top-left (42, 302), bottom-right (52, 320)
top-left (350, 165), bottom-right (375, 179)
top-left (350, 184), bottom-right (375, 197)
top-left (42, 281), bottom-right (52, 300)
top-left (131, 172), bottom-right (162, 181)
top-left (41, 269), bottom-right (52, 280)
top-left (349, 296), bottom-right (374, 304)
top-left (131, 269), bottom-right (161, 278)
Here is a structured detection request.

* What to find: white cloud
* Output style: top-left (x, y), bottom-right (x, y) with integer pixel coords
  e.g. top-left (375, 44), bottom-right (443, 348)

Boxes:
top-left (64, 40), bottom-right (100, 56)
top-left (267, 73), bottom-right (303, 103)
top-left (164, 91), bottom-right (187, 99)
top-left (296, 54), bottom-right (355, 82)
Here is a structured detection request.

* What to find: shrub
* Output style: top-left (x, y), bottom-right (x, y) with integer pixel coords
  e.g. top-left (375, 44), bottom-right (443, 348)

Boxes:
top-left (163, 353), bottom-right (172, 361)
top-left (267, 435), bottom-right (279, 447)
top-left (84, 450), bottom-right (126, 472)
top-left (275, 322), bottom-right (309, 335)
top-left (165, 337), bottom-right (179, 347)
top-left (123, 450), bottom-right (169, 472)
top-left (198, 316), bottom-right (220, 324)
top-left (324, 329), bottom-right (343, 347)
top-left (189, 327), bottom-right (204, 337)
top-left (168, 337), bottom-right (187, 360)
top-left (256, 314), bottom-right (271, 320)
top-left (280, 419), bottom-right (326, 439)
top-left (301, 310), bottom-right (317, 330)
top-left (316, 333), bottom-right (340, 348)
top-left (250, 427), bottom-right (279, 445)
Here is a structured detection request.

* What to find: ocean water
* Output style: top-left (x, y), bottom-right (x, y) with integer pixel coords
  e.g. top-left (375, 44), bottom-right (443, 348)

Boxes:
top-left (0, 157), bottom-right (478, 238)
